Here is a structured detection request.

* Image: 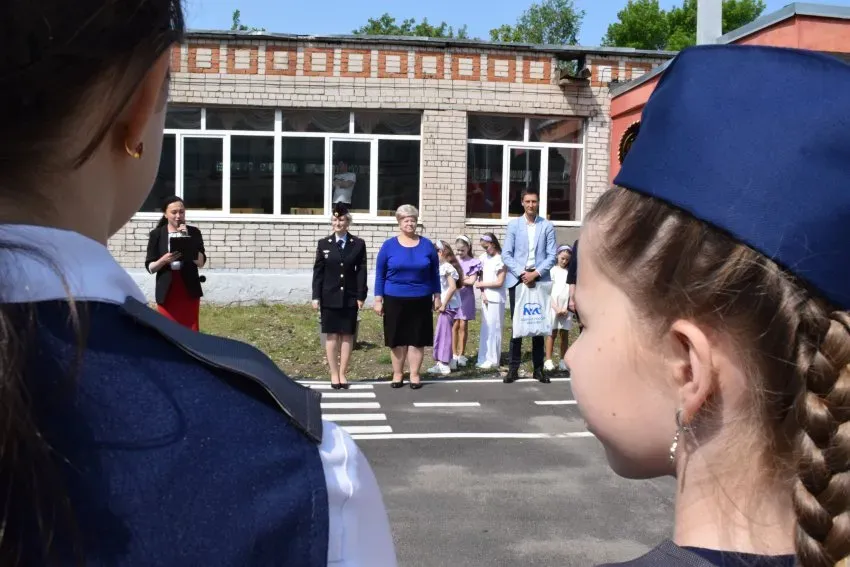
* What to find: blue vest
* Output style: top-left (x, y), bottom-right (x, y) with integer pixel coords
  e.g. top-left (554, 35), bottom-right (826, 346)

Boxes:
top-left (15, 300), bottom-right (329, 566)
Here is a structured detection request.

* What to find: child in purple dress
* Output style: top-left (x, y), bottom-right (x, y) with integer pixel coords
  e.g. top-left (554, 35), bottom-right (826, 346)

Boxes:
top-left (452, 236), bottom-right (482, 368)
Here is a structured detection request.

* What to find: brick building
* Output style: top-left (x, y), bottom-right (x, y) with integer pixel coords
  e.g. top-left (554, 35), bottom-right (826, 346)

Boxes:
top-left (110, 32), bottom-right (672, 302)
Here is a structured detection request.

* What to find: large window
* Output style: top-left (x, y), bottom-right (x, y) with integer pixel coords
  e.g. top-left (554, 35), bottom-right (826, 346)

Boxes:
top-left (142, 107), bottom-right (422, 218)
top-left (466, 114), bottom-right (584, 223)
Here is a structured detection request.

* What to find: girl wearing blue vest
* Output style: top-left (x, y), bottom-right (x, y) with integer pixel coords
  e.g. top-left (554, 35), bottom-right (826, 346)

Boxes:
top-left (0, 1), bottom-right (396, 565)
top-left (570, 45), bottom-right (850, 567)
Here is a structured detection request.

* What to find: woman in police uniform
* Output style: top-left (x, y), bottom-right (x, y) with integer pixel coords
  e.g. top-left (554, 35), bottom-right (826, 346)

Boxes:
top-left (312, 203), bottom-right (368, 389)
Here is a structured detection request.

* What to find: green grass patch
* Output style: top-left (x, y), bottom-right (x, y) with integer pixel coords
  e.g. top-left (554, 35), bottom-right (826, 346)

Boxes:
top-left (199, 303), bottom-right (579, 380)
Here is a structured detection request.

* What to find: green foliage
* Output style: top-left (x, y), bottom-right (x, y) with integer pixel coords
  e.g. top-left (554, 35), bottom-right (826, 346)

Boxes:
top-left (230, 9), bottom-right (265, 32)
top-left (602, 0), bottom-right (766, 50)
top-left (352, 13), bottom-right (469, 38)
top-left (489, 0), bottom-right (584, 45)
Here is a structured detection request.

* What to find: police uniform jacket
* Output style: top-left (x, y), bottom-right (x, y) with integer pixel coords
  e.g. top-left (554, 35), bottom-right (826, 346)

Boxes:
top-left (144, 224), bottom-right (206, 305)
top-left (312, 232), bottom-right (368, 309)
top-left (2, 224), bottom-right (398, 566)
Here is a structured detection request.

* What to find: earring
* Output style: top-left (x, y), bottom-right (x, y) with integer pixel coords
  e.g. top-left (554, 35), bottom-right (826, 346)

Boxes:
top-left (669, 408), bottom-right (691, 465)
top-left (125, 141), bottom-right (144, 159)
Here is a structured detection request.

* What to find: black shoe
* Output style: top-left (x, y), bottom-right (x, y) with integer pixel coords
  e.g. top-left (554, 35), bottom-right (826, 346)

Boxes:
top-left (409, 381), bottom-right (423, 390)
top-left (504, 368), bottom-right (519, 384)
top-left (339, 382), bottom-right (350, 390)
top-left (331, 383), bottom-right (342, 390)
top-left (534, 368), bottom-right (550, 384)
top-left (391, 377), bottom-right (404, 388)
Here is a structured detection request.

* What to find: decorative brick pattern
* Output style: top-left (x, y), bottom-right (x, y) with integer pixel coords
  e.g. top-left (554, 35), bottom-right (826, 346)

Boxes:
top-left (378, 50), bottom-right (409, 78)
top-left (487, 55), bottom-right (516, 82)
top-left (304, 48), bottom-right (334, 77)
top-left (523, 56), bottom-right (552, 84)
top-left (628, 64), bottom-right (651, 80)
top-left (226, 45), bottom-right (259, 75)
top-left (188, 44), bottom-right (221, 74)
top-left (451, 54), bottom-right (481, 81)
top-left (170, 45), bottom-right (182, 73)
top-left (110, 38), bottom-right (672, 275)
top-left (265, 46), bottom-right (297, 76)
top-left (415, 52), bottom-right (445, 79)
top-left (341, 49), bottom-right (372, 78)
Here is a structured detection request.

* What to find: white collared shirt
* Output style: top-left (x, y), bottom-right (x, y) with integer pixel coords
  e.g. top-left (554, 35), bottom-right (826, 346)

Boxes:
top-left (335, 233), bottom-right (347, 249)
top-left (0, 223), bottom-right (398, 567)
top-left (526, 221), bottom-right (537, 269)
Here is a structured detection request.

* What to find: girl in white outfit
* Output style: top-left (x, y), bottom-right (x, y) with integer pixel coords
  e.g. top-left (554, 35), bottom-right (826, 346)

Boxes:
top-left (474, 233), bottom-right (507, 369)
top-left (544, 245), bottom-right (573, 372)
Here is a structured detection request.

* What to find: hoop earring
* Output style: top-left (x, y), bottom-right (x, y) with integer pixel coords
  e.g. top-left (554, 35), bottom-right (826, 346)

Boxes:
top-left (125, 141), bottom-right (144, 159)
top-left (669, 408), bottom-right (691, 465)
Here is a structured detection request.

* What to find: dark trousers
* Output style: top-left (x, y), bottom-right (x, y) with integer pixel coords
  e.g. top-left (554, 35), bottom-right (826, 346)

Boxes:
top-left (508, 283), bottom-right (545, 370)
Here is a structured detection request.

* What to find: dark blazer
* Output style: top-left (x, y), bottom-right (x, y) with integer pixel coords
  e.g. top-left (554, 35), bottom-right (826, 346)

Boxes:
top-left (312, 233), bottom-right (367, 309)
top-left (145, 225), bottom-right (206, 305)
top-left (20, 300), bottom-right (328, 566)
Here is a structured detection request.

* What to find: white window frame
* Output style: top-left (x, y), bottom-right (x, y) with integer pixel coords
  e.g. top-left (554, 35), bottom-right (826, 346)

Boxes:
top-left (465, 115), bottom-right (586, 227)
top-left (135, 108), bottom-right (423, 224)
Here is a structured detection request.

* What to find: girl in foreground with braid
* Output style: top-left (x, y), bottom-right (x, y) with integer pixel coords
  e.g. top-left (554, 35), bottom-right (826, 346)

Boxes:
top-left (570, 45), bottom-right (849, 567)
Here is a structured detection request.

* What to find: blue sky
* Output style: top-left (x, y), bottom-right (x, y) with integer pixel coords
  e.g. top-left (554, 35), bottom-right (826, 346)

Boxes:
top-left (184, 0), bottom-right (850, 46)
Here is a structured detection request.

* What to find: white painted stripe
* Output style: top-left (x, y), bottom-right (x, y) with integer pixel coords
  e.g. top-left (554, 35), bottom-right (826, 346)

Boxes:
top-left (534, 400), bottom-right (578, 406)
top-left (320, 392), bottom-right (376, 399)
top-left (413, 402), bottom-right (481, 408)
top-left (341, 425), bottom-right (393, 434)
top-left (302, 383), bottom-right (374, 390)
top-left (320, 402), bottom-right (381, 410)
top-left (349, 432), bottom-right (595, 440)
top-left (323, 413), bottom-right (387, 422)
top-left (386, 377), bottom-right (570, 384)
top-left (300, 378), bottom-right (569, 386)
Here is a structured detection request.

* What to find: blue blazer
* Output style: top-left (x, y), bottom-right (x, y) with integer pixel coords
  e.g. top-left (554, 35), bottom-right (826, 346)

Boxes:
top-left (502, 215), bottom-right (557, 288)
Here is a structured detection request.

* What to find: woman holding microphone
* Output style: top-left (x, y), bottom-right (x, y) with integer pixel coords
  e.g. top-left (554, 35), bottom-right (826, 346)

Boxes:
top-left (312, 203), bottom-right (368, 389)
top-left (145, 195), bottom-right (207, 330)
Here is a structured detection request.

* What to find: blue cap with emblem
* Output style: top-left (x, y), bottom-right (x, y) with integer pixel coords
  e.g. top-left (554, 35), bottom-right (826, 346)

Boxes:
top-left (613, 44), bottom-right (850, 310)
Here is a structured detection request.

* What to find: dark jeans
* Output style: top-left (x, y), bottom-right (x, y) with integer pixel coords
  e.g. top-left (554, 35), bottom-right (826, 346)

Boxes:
top-left (508, 283), bottom-right (545, 370)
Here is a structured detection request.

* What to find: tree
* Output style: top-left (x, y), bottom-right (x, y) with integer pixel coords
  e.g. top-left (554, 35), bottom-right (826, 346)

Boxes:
top-left (352, 13), bottom-right (469, 39)
top-left (602, 0), bottom-right (766, 51)
top-left (601, 0), bottom-right (669, 50)
top-left (231, 9), bottom-right (265, 32)
top-left (489, 0), bottom-right (585, 45)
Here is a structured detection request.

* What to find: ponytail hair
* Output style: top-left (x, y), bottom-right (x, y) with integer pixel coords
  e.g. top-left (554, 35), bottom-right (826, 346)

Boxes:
top-left (157, 195), bottom-right (184, 228)
top-left (437, 240), bottom-right (464, 289)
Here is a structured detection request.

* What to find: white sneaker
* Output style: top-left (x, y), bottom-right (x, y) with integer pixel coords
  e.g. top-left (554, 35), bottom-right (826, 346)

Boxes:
top-left (543, 359), bottom-right (555, 371)
top-left (427, 362), bottom-right (452, 375)
top-left (457, 355), bottom-right (468, 367)
top-left (558, 360), bottom-right (569, 371)
top-left (476, 361), bottom-right (495, 370)
top-left (449, 358), bottom-right (458, 370)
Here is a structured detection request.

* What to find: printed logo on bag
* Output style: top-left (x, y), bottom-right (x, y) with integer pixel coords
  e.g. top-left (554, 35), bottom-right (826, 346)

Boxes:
top-left (522, 303), bottom-right (543, 317)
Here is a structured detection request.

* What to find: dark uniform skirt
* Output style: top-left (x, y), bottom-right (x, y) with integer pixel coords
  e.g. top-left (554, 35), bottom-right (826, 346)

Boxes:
top-left (320, 306), bottom-right (358, 335)
top-left (383, 295), bottom-right (433, 348)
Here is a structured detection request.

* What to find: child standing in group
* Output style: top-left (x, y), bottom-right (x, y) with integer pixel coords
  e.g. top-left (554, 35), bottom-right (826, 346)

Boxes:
top-left (474, 233), bottom-right (507, 370)
top-left (428, 241), bottom-right (464, 375)
top-left (452, 235), bottom-right (482, 368)
top-left (544, 244), bottom-right (572, 372)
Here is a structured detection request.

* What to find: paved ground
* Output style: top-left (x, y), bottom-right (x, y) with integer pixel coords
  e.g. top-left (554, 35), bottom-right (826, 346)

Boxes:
top-left (303, 376), bottom-right (676, 567)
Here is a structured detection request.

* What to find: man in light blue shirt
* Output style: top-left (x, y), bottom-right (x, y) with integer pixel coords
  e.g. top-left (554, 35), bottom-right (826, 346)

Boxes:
top-left (502, 189), bottom-right (557, 384)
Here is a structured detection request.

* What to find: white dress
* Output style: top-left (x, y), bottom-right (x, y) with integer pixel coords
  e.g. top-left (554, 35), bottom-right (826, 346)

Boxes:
top-left (550, 265), bottom-right (573, 331)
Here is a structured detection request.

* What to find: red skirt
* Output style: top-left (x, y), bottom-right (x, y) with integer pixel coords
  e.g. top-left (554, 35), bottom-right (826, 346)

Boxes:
top-left (157, 272), bottom-right (200, 331)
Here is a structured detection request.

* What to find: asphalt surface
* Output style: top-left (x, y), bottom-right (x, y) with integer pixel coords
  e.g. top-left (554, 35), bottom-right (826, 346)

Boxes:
top-left (303, 376), bottom-right (676, 567)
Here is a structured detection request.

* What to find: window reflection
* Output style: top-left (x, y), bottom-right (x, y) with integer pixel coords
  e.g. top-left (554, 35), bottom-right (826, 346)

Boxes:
top-left (231, 137), bottom-right (274, 214)
top-left (281, 138), bottom-right (325, 215)
top-left (183, 138), bottom-right (223, 211)
top-left (378, 140), bottom-right (419, 216)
